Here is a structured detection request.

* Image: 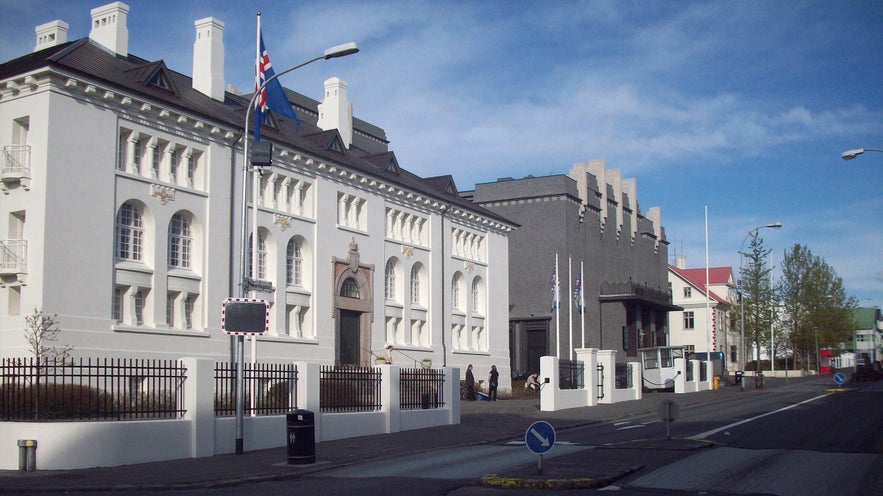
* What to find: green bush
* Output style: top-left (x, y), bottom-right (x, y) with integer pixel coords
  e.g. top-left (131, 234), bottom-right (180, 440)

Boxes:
top-left (0, 383), bottom-right (117, 420)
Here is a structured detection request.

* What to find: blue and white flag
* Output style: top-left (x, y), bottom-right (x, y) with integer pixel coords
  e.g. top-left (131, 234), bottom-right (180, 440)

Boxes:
top-left (254, 26), bottom-right (299, 140)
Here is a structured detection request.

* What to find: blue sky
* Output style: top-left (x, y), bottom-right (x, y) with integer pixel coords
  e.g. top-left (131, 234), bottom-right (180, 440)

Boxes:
top-left (2, 0), bottom-right (881, 308)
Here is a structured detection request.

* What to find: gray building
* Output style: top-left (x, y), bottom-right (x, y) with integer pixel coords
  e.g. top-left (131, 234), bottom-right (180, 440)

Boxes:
top-left (464, 160), bottom-right (677, 377)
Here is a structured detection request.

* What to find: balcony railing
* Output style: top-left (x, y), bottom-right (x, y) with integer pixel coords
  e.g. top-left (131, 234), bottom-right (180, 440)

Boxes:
top-left (2, 145), bottom-right (30, 180)
top-left (0, 239), bottom-right (27, 275)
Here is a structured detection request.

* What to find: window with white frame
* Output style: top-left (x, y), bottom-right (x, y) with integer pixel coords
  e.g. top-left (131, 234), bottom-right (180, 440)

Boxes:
top-left (410, 263), bottom-right (423, 306)
top-left (385, 259), bottom-right (397, 301)
top-left (113, 286), bottom-right (124, 323)
top-left (247, 232), bottom-right (268, 280)
top-left (683, 286), bottom-right (692, 298)
top-left (471, 277), bottom-right (484, 314)
top-left (133, 288), bottom-right (147, 326)
top-left (115, 202), bottom-right (144, 262)
top-left (451, 273), bottom-right (462, 311)
top-left (683, 311), bottom-right (695, 330)
top-left (168, 213), bottom-right (192, 269)
top-left (166, 291), bottom-right (177, 327)
top-left (286, 238), bottom-right (303, 286)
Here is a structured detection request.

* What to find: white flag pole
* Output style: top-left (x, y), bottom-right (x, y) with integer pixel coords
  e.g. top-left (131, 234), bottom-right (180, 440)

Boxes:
top-left (705, 204), bottom-right (711, 356)
top-left (568, 256), bottom-right (574, 361)
top-left (580, 259), bottom-right (586, 350)
top-left (555, 252), bottom-right (560, 360)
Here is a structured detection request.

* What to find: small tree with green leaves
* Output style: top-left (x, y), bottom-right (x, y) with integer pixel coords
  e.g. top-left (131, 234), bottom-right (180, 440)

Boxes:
top-left (737, 232), bottom-right (778, 370)
top-left (24, 308), bottom-right (72, 362)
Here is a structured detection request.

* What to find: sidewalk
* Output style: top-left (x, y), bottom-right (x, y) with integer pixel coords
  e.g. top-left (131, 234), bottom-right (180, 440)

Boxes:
top-left (0, 375), bottom-right (832, 493)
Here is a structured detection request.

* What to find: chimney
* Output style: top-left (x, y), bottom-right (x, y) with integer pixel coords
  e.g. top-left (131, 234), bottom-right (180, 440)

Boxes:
top-left (89, 2), bottom-right (129, 57)
top-left (677, 255), bottom-right (687, 269)
top-left (317, 77), bottom-right (353, 149)
top-left (192, 17), bottom-right (225, 101)
top-left (35, 20), bottom-right (69, 52)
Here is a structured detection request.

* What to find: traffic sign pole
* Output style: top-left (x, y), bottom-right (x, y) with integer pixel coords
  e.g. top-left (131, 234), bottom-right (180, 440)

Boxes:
top-left (525, 421), bottom-right (556, 475)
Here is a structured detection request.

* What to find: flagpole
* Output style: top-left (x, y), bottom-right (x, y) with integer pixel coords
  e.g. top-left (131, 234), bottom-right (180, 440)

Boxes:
top-left (568, 257), bottom-right (574, 360)
top-left (705, 204), bottom-right (711, 357)
top-left (555, 253), bottom-right (560, 360)
top-left (580, 259), bottom-right (585, 350)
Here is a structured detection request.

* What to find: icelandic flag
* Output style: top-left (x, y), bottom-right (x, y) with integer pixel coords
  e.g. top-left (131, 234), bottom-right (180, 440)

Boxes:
top-left (254, 32), bottom-right (299, 140)
top-left (550, 262), bottom-right (559, 312)
top-left (573, 268), bottom-right (582, 314)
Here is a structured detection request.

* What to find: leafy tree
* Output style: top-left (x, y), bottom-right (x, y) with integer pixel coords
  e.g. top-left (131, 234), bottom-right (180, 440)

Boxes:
top-left (24, 308), bottom-right (72, 361)
top-left (736, 232), bottom-right (777, 370)
top-left (778, 244), bottom-right (854, 371)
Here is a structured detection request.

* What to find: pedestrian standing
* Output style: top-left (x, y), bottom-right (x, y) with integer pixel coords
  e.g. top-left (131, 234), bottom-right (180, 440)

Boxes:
top-left (488, 365), bottom-right (499, 401)
top-left (465, 364), bottom-right (476, 400)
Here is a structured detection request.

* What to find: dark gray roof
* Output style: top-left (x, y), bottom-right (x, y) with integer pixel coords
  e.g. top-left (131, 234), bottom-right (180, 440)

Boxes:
top-left (0, 38), bottom-right (515, 227)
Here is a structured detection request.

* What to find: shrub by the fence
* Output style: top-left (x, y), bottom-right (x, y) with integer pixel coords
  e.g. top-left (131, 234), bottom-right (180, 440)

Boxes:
top-left (0, 383), bottom-right (117, 421)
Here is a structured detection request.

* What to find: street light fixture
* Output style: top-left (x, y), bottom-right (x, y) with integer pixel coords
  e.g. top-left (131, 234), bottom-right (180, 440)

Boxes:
top-left (239, 41), bottom-right (360, 296)
top-left (234, 42), bottom-right (359, 455)
top-left (841, 148), bottom-right (883, 160)
top-left (738, 222), bottom-right (782, 390)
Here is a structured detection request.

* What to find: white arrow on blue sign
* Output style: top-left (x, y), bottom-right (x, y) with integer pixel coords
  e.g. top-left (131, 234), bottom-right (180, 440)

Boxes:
top-left (833, 372), bottom-right (846, 385)
top-left (525, 420), bottom-right (556, 454)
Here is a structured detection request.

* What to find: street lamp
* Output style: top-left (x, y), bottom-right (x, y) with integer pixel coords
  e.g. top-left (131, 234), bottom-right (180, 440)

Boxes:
top-left (234, 41), bottom-right (359, 455)
top-left (841, 148), bottom-right (883, 160)
top-left (239, 41), bottom-right (360, 295)
top-left (738, 222), bottom-right (782, 390)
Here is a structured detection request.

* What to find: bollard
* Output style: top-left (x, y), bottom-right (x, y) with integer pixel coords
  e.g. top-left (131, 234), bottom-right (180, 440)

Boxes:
top-left (17, 440), bottom-right (37, 472)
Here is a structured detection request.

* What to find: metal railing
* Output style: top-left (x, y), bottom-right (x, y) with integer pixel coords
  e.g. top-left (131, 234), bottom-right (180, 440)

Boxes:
top-left (0, 239), bottom-right (27, 273)
top-left (559, 359), bottom-right (584, 390)
top-left (400, 368), bottom-right (445, 410)
top-left (615, 363), bottom-right (633, 389)
top-left (214, 362), bottom-right (297, 417)
top-left (0, 357), bottom-right (186, 421)
top-left (320, 366), bottom-right (381, 413)
top-left (1, 144), bottom-right (30, 178)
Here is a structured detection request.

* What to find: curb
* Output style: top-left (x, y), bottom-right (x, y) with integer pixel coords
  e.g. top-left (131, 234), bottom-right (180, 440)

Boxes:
top-left (480, 464), bottom-right (643, 490)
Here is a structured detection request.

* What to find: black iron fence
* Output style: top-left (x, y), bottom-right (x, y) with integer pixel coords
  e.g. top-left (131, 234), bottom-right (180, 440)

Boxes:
top-left (0, 357), bottom-right (186, 421)
top-left (400, 368), bottom-right (445, 410)
top-left (615, 363), bottom-right (633, 389)
top-left (320, 366), bottom-right (381, 413)
top-left (559, 359), bottom-right (584, 390)
top-left (214, 362), bottom-right (297, 417)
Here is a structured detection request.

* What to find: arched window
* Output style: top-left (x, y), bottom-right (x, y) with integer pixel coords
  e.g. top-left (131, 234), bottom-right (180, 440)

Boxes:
top-left (286, 238), bottom-right (303, 286)
top-left (452, 273), bottom-right (463, 311)
top-left (472, 277), bottom-right (484, 314)
top-left (247, 232), bottom-right (268, 280)
top-left (410, 264), bottom-right (422, 305)
top-left (115, 202), bottom-right (143, 261)
top-left (341, 278), bottom-right (360, 298)
top-left (385, 259), bottom-right (397, 301)
top-left (168, 213), bottom-right (192, 269)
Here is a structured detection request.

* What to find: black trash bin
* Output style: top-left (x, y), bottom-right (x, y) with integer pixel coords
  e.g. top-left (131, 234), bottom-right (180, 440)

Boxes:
top-left (286, 409), bottom-right (315, 464)
top-left (734, 370), bottom-right (743, 386)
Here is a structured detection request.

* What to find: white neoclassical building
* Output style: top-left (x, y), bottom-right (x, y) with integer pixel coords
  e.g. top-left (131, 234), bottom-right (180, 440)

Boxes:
top-left (0, 2), bottom-right (515, 387)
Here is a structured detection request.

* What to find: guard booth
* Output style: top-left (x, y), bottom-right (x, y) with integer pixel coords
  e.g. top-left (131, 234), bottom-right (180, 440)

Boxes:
top-left (640, 346), bottom-right (685, 391)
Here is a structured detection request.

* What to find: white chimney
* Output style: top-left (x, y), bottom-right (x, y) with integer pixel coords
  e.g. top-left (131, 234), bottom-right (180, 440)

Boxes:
top-left (35, 20), bottom-right (69, 52)
top-left (317, 77), bottom-right (353, 149)
top-left (89, 2), bottom-right (129, 57)
top-left (677, 255), bottom-right (687, 269)
top-left (192, 17), bottom-right (225, 101)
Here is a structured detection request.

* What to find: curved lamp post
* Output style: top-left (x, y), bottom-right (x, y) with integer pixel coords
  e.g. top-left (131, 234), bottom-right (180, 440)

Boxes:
top-left (738, 222), bottom-right (782, 390)
top-left (841, 148), bottom-right (883, 160)
top-left (235, 42), bottom-right (358, 454)
top-left (239, 42), bottom-right (359, 296)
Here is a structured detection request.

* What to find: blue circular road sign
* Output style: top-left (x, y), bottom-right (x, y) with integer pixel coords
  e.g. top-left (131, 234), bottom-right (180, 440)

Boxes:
top-left (833, 372), bottom-right (846, 385)
top-left (525, 420), bottom-right (556, 455)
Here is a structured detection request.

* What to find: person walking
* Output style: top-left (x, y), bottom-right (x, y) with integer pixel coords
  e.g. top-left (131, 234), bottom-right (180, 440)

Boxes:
top-left (488, 365), bottom-right (499, 401)
top-left (465, 364), bottom-right (476, 400)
